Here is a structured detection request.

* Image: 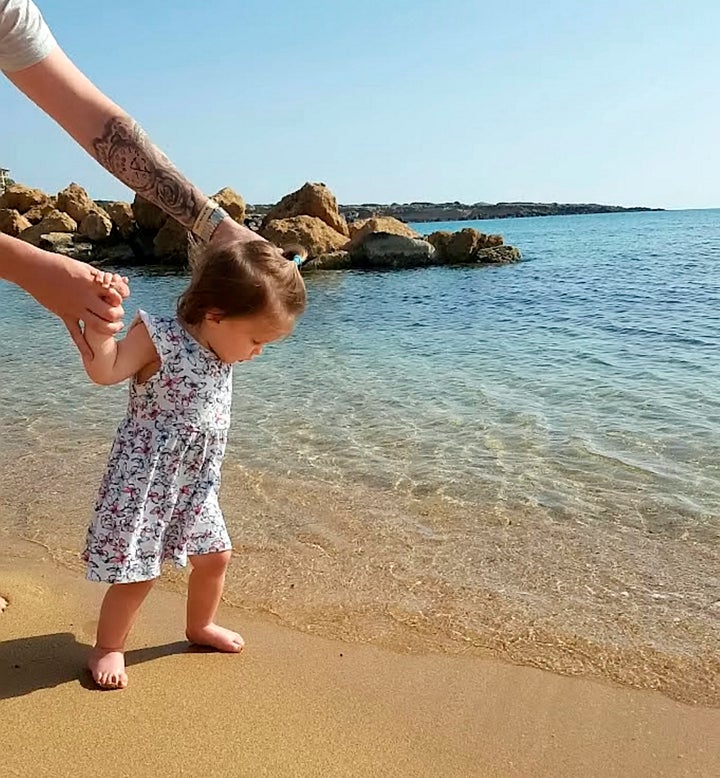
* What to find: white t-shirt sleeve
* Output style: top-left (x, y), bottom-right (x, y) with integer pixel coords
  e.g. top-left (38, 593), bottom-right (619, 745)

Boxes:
top-left (0, 0), bottom-right (56, 73)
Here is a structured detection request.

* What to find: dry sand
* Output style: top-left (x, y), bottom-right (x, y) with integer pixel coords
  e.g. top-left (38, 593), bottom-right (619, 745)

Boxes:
top-left (1, 538), bottom-right (718, 778)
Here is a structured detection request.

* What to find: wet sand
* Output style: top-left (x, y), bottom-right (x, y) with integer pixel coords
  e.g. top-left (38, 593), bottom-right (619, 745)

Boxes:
top-left (1, 538), bottom-right (719, 778)
top-left (1, 434), bottom-right (718, 708)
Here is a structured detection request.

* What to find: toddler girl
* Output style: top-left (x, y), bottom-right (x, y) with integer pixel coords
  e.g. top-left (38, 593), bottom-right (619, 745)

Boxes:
top-left (81, 239), bottom-right (307, 689)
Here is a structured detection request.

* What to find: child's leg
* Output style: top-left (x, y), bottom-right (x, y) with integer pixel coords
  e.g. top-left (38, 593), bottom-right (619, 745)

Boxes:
top-left (88, 579), bottom-right (155, 689)
top-left (186, 551), bottom-right (244, 652)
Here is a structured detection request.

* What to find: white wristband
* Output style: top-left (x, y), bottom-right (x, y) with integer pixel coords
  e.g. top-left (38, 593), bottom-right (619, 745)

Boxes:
top-left (191, 199), bottom-right (230, 242)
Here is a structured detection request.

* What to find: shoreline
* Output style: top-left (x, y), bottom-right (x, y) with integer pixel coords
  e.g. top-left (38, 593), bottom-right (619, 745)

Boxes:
top-left (0, 425), bottom-right (718, 709)
top-left (2, 537), bottom-right (720, 778)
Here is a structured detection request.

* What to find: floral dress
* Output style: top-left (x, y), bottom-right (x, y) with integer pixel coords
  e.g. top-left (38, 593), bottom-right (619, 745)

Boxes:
top-left (83, 310), bottom-right (233, 583)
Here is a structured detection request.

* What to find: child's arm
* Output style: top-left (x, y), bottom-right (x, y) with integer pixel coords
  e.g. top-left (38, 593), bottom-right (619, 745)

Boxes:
top-left (82, 316), bottom-right (158, 386)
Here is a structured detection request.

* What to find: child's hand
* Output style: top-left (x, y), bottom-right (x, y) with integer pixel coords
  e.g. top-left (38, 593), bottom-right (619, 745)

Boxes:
top-left (84, 270), bottom-right (131, 346)
top-left (92, 269), bottom-right (130, 297)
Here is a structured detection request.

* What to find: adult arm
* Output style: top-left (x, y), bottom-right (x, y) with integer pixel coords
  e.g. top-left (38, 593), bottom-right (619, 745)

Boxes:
top-left (6, 45), bottom-right (256, 246)
top-left (0, 232), bottom-right (128, 356)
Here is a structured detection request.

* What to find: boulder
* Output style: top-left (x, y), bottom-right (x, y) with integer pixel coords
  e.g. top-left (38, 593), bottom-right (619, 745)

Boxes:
top-left (427, 228), bottom-right (505, 263)
top-left (309, 251), bottom-right (352, 270)
top-left (0, 184), bottom-right (49, 213)
top-left (0, 208), bottom-right (32, 237)
top-left (352, 233), bottom-right (437, 269)
top-left (473, 246), bottom-right (521, 264)
top-left (244, 214), bottom-right (262, 232)
top-left (19, 210), bottom-right (77, 246)
top-left (262, 183), bottom-right (349, 237)
top-left (426, 230), bottom-right (453, 258)
top-left (261, 216), bottom-right (347, 257)
top-left (56, 183), bottom-right (97, 223)
top-left (153, 218), bottom-right (188, 261)
top-left (132, 194), bottom-right (167, 231)
top-left (23, 201), bottom-right (56, 224)
top-left (93, 243), bottom-right (138, 265)
top-left (345, 216), bottom-right (419, 252)
top-left (38, 233), bottom-right (78, 257)
top-left (446, 228), bottom-right (483, 263)
top-left (213, 187), bottom-right (246, 224)
top-left (106, 201), bottom-right (136, 238)
top-left (41, 234), bottom-right (94, 261)
top-left (348, 218), bottom-right (370, 238)
top-left (80, 210), bottom-right (114, 241)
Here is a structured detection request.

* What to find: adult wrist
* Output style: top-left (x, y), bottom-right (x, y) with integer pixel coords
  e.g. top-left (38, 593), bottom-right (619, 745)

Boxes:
top-left (191, 199), bottom-right (230, 243)
top-left (0, 233), bottom-right (56, 287)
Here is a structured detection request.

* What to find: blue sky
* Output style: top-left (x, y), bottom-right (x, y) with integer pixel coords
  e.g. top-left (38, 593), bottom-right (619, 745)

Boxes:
top-left (1, 0), bottom-right (718, 208)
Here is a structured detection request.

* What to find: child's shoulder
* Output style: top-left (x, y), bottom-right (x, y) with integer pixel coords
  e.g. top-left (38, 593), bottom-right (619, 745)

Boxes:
top-left (129, 310), bottom-right (185, 361)
top-left (130, 310), bottom-right (179, 338)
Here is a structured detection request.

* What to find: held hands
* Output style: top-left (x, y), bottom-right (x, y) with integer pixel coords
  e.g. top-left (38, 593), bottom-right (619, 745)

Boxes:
top-left (22, 250), bottom-right (131, 358)
top-left (86, 267), bottom-right (130, 344)
top-left (91, 268), bottom-right (129, 295)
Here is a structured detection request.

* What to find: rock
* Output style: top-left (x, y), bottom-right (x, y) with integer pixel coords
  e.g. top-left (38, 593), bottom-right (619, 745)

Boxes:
top-left (244, 214), bottom-right (262, 232)
top-left (446, 228), bottom-right (483, 263)
top-left (427, 228), bottom-right (504, 264)
top-left (36, 233), bottom-right (94, 261)
top-left (93, 243), bottom-right (138, 265)
top-left (57, 183), bottom-right (97, 223)
top-left (38, 232), bottom-right (77, 256)
top-left (23, 201), bottom-right (56, 224)
top-left (473, 245), bottom-right (521, 264)
top-left (0, 184), bottom-right (49, 213)
top-left (106, 201), bottom-right (136, 238)
top-left (153, 218), bottom-right (188, 261)
top-left (0, 208), bottom-right (32, 237)
top-left (426, 230), bottom-right (453, 257)
top-left (261, 216), bottom-right (347, 257)
top-left (19, 210), bottom-right (77, 246)
top-left (423, 237), bottom-right (519, 264)
top-left (80, 210), bottom-right (113, 241)
top-left (348, 218), bottom-right (370, 238)
top-left (309, 251), bottom-right (352, 270)
top-left (262, 183), bottom-right (349, 237)
top-left (213, 187), bottom-right (246, 224)
top-left (345, 216), bottom-right (419, 252)
top-left (132, 195), bottom-right (167, 231)
top-left (352, 233), bottom-right (437, 269)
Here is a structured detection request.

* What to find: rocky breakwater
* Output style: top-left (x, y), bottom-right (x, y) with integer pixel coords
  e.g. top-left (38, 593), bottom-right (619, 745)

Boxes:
top-left (259, 183), bottom-right (521, 269)
top-left (0, 181), bottom-right (521, 270)
top-left (0, 182), bottom-right (247, 266)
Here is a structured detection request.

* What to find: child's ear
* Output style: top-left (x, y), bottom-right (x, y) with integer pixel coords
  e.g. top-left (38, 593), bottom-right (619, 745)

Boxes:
top-left (205, 309), bottom-right (223, 324)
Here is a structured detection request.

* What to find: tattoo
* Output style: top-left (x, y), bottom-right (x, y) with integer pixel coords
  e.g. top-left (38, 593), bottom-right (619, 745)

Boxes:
top-left (92, 117), bottom-right (201, 228)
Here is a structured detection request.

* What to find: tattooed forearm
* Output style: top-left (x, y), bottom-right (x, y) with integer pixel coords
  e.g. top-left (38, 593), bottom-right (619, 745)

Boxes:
top-left (91, 116), bottom-right (204, 229)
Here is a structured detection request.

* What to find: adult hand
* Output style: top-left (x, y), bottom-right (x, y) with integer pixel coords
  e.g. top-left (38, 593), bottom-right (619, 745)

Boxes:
top-left (23, 250), bottom-right (130, 358)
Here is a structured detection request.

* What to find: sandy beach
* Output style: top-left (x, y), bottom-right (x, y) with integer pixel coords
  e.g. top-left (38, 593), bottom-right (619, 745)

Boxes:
top-left (1, 536), bottom-right (718, 778)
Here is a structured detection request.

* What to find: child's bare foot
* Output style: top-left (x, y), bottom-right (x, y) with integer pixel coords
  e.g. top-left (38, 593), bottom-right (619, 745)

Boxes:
top-left (88, 646), bottom-right (128, 689)
top-left (186, 624), bottom-right (244, 652)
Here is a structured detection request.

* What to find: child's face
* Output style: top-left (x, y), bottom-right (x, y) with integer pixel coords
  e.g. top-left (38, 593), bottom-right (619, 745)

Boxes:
top-left (204, 311), bottom-right (294, 364)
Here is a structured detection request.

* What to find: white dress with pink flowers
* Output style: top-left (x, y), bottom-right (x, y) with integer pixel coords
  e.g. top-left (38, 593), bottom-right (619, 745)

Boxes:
top-left (83, 310), bottom-right (233, 583)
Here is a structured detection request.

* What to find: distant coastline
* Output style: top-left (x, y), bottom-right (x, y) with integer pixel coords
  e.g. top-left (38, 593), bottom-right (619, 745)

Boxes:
top-left (249, 201), bottom-right (663, 224)
top-left (340, 201), bottom-right (664, 223)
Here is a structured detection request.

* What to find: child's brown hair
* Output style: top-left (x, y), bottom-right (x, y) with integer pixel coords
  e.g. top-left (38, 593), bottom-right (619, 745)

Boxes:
top-left (177, 240), bottom-right (307, 326)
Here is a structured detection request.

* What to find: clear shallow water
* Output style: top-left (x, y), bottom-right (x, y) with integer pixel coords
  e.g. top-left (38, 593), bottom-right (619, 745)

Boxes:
top-left (1, 209), bottom-right (719, 703)
top-left (3, 209), bottom-right (720, 532)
